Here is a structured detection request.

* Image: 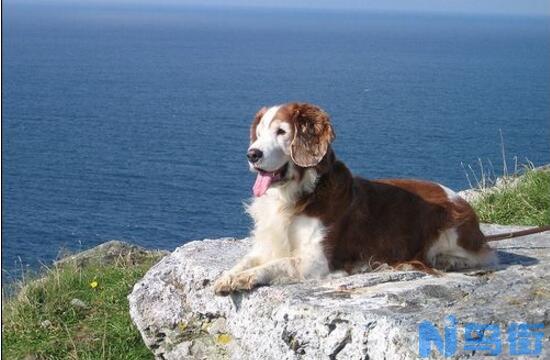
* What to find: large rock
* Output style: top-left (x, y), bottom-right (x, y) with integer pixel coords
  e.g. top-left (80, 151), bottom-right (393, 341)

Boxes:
top-left (129, 226), bottom-right (550, 359)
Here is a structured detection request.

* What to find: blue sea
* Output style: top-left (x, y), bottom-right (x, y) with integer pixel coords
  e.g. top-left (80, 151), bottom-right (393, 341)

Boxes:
top-left (2, 3), bottom-right (550, 278)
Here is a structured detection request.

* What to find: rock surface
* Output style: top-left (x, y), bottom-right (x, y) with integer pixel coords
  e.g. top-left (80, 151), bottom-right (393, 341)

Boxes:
top-left (129, 226), bottom-right (550, 359)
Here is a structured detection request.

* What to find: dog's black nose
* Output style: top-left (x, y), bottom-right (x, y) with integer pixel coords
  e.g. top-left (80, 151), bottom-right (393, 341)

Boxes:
top-left (247, 148), bottom-right (263, 163)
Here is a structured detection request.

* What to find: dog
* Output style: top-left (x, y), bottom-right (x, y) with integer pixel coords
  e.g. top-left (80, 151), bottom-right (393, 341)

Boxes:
top-left (213, 102), bottom-right (497, 295)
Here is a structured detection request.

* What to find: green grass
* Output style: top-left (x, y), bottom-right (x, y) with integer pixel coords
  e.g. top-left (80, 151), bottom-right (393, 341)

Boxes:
top-left (2, 255), bottom-right (162, 360)
top-left (472, 168), bottom-right (550, 226)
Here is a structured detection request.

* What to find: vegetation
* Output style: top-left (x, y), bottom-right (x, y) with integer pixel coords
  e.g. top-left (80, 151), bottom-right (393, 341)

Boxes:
top-left (472, 167), bottom-right (550, 226)
top-left (2, 252), bottom-right (163, 360)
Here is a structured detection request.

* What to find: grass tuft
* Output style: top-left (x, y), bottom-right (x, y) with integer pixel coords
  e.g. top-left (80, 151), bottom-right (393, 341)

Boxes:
top-left (472, 167), bottom-right (550, 226)
top-left (2, 254), bottom-right (162, 359)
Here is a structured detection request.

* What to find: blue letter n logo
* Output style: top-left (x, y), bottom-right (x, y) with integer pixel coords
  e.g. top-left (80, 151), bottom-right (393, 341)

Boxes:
top-left (419, 316), bottom-right (457, 358)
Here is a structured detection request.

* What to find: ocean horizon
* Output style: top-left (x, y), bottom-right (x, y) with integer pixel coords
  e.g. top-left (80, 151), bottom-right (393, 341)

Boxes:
top-left (2, 3), bottom-right (549, 279)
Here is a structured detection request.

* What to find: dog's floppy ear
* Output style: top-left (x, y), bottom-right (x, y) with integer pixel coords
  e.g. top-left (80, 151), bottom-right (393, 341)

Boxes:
top-left (250, 106), bottom-right (268, 142)
top-left (290, 103), bottom-right (335, 167)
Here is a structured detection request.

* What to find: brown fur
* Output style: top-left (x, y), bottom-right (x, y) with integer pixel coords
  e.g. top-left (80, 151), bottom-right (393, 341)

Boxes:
top-left (288, 103), bottom-right (335, 167)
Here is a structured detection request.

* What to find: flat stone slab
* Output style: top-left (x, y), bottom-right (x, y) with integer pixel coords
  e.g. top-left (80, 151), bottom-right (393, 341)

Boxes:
top-left (128, 225), bottom-right (550, 359)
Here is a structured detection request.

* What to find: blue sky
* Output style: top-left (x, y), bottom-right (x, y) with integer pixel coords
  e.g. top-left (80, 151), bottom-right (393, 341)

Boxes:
top-left (7, 0), bottom-right (550, 16)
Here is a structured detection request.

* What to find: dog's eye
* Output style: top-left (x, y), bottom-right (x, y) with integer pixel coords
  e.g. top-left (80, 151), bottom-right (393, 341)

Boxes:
top-left (276, 128), bottom-right (286, 136)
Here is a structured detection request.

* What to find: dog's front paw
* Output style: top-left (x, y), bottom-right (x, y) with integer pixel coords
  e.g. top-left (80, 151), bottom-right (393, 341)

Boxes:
top-left (213, 273), bottom-right (234, 296)
top-left (213, 271), bottom-right (260, 296)
top-left (230, 271), bottom-right (259, 292)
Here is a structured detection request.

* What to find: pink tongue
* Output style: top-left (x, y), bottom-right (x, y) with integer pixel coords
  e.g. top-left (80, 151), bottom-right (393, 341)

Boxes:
top-left (253, 173), bottom-right (274, 197)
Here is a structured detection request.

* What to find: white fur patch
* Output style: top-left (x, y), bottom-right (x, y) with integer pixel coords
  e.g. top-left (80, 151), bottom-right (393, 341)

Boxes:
top-left (288, 215), bottom-right (329, 279)
top-left (427, 227), bottom-right (497, 270)
top-left (439, 184), bottom-right (460, 201)
top-left (249, 105), bottom-right (289, 172)
top-left (238, 167), bottom-right (327, 280)
top-left (257, 105), bottom-right (281, 137)
top-left (262, 106), bottom-right (280, 123)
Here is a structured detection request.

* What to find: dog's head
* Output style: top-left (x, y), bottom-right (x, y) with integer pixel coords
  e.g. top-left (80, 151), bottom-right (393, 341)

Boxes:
top-left (247, 103), bottom-right (335, 197)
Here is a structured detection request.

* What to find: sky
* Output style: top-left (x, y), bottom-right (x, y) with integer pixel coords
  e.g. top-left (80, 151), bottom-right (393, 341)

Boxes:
top-left (6, 0), bottom-right (550, 16)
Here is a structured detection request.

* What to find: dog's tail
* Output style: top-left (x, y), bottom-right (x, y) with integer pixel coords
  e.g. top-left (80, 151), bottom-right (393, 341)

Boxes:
top-left (485, 225), bottom-right (550, 242)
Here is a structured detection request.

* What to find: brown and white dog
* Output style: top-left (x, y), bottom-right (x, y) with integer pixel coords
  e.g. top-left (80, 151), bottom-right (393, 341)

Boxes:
top-left (213, 102), bottom-right (497, 295)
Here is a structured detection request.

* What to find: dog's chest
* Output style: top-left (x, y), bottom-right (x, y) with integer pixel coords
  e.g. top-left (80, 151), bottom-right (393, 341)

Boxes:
top-left (248, 192), bottom-right (327, 257)
top-left (287, 215), bottom-right (326, 254)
